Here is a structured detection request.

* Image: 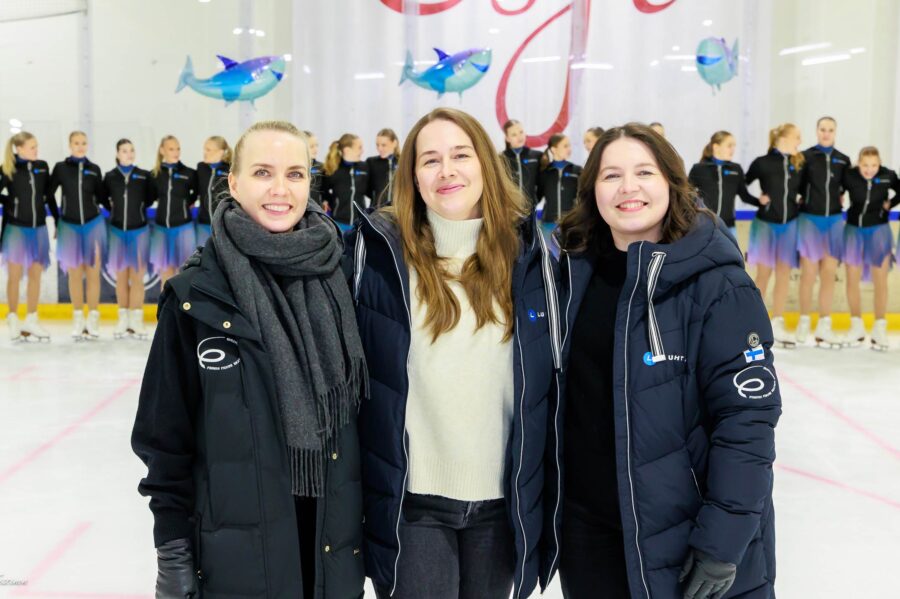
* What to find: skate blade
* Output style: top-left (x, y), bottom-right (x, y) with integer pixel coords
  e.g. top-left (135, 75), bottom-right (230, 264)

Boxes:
top-left (870, 343), bottom-right (889, 352)
top-left (776, 341), bottom-right (797, 349)
top-left (814, 338), bottom-right (842, 350)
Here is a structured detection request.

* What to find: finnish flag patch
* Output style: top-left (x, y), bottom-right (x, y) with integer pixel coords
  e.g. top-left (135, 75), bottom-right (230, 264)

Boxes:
top-left (743, 346), bottom-right (765, 363)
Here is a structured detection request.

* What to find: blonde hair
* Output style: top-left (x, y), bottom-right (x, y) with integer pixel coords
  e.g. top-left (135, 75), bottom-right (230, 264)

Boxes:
top-left (3, 131), bottom-right (36, 178)
top-left (69, 130), bottom-right (87, 143)
top-left (324, 133), bottom-right (359, 176)
top-left (384, 107), bottom-right (527, 342)
top-left (206, 135), bottom-right (233, 164)
top-left (701, 130), bottom-right (733, 162)
top-left (376, 128), bottom-right (401, 159)
top-left (858, 146), bottom-right (880, 166)
top-left (152, 135), bottom-right (179, 176)
top-left (231, 120), bottom-right (309, 174)
top-left (768, 123), bottom-right (805, 171)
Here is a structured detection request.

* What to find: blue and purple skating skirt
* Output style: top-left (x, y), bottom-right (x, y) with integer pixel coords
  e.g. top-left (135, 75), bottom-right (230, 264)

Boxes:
top-left (797, 213), bottom-right (843, 262)
top-left (195, 222), bottom-right (212, 247)
top-left (844, 223), bottom-right (893, 280)
top-left (108, 225), bottom-right (150, 273)
top-left (149, 222), bottom-right (196, 272)
top-left (1, 223), bottom-right (51, 269)
top-left (747, 218), bottom-right (799, 268)
top-left (57, 215), bottom-right (107, 271)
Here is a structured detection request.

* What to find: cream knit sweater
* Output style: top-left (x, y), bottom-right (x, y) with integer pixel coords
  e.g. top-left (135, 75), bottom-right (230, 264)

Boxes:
top-left (406, 209), bottom-right (515, 501)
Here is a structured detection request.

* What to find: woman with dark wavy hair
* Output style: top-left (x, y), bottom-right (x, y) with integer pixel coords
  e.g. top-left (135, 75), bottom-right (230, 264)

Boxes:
top-left (555, 123), bottom-right (780, 599)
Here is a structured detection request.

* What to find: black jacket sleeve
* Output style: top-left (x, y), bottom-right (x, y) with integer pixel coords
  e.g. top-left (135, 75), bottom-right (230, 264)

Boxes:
top-left (742, 160), bottom-right (761, 206)
top-left (735, 165), bottom-right (758, 206)
top-left (44, 169), bottom-right (60, 222)
top-left (131, 291), bottom-right (201, 547)
top-left (98, 171), bottom-right (111, 210)
top-left (690, 283), bottom-right (781, 565)
top-left (890, 170), bottom-right (900, 209)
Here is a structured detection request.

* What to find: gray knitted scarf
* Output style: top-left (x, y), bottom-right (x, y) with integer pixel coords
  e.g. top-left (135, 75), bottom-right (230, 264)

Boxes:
top-left (211, 198), bottom-right (366, 497)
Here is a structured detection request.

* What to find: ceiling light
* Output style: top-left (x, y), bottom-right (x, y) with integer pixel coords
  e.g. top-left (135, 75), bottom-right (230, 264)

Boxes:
top-left (779, 42), bottom-right (831, 56)
top-left (801, 53), bottom-right (851, 66)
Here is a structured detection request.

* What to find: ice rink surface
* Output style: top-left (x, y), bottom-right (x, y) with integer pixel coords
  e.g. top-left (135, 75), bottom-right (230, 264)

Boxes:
top-left (1, 322), bottom-right (898, 597)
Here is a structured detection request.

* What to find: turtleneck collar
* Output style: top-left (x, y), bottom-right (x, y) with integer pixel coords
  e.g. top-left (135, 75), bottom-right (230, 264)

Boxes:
top-left (118, 164), bottom-right (135, 175)
top-left (512, 147), bottom-right (523, 155)
top-left (14, 156), bottom-right (29, 165)
top-left (815, 144), bottom-right (833, 154)
top-left (68, 156), bottom-right (87, 164)
top-left (162, 161), bottom-right (178, 169)
top-left (551, 160), bottom-right (567, 169)
top-left (341, 159), bottom-right (355, 167)
top-left (207, 161), bottom-right (224, 168)
top-left (426, 207), bottom-right (483, 259)
top-left (712, 157), bottom-right (726, 165)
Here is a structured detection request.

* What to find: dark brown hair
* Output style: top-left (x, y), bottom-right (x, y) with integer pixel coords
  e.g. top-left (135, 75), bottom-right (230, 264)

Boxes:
top-left (540, 133), bottom-right (567, 170)
top-left (557, 122), bottom-right (711, 254)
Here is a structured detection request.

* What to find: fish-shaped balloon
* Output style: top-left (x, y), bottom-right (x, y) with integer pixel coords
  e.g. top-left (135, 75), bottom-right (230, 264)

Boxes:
top-left (176, 55), bottom-right (286, 106)
top-left (399, 47), bottom-right (491, 98)
top-left (695, 38), bottom-right (739, 92)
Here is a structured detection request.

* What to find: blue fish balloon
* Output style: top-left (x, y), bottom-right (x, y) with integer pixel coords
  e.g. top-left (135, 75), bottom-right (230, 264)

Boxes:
top-left (399, 47), bottom-right (492, 98)
top-left (176, 55), bottom-right (286, 106)
top-left (695, 38), bottom-right (739, 92)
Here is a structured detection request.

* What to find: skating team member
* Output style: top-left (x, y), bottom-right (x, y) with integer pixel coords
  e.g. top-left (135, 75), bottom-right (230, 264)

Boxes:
top-left (103, 139), bottom-right (155, 339)
top-left (745, 123), bottom-right (804, 347)
top-left (1, 131), bottom-right (57, 341)
top-left (501, 119), bottom-right (542, 209)
top-left (688, 130), bottom-right (755, 238)
top-left (556, 123), bottom-right (780, 599)
top-left (149, 135), bottom-right (197, 287)
top-left (347, 107), bottom-right (562, 599)
top-left (842, 147), bottom-right (900, 350)
top-left (303, 130), bottom-right (324, 206)
top-left (795, 116), bottom-right (851, 346)
top-left (322, 133), bottom-right (369, 229)
top-left (132, 120), bottom-right (366, 598)
top-left (195, 135), bottom-right (232, 247)
top-left (538, 133), bottom-right (582, 236)
top-left (583, 126), bottom-right (604, 155)
top-left (649, 121), bottom-right (666, 138)
top-left (366, 128), bottom-right (400, 207)
top-left (49, 131), bottom-right (108, 339)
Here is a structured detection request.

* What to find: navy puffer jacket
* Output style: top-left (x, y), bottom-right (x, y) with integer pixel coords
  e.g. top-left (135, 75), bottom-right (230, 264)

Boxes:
top-left (559, 215), bottom-right (780, 598)
top-left (344, 207), bottom-right (563, 598)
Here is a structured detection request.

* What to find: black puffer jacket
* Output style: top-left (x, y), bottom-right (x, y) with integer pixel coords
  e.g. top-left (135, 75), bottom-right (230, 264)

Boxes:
top-left (132, 237), bottom-right (365, 598)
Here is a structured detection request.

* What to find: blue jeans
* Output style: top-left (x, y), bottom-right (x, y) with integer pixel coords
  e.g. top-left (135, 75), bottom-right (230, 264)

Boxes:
top-left (374, 493), bottom-right (516, 599)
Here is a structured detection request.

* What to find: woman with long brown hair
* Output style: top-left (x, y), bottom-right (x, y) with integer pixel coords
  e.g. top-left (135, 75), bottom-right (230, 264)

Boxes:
top-left (346, 107), bottom-right (562, 599)
top-left (556, 123), bottom-right (780, 599)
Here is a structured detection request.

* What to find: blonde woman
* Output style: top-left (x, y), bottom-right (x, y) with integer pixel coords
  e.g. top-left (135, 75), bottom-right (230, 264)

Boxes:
top-left (149, 135), bottom-right (197, 287)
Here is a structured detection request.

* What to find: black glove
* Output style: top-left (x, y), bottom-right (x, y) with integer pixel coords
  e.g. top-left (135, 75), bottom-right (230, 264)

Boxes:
top-left (156, 538), bottom-right (199, 599)
top-left (679, 548), bottom-right (736, 599)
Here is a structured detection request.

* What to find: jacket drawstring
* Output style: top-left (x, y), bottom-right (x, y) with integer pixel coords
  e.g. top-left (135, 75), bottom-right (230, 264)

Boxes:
top-left (646, 251), bottom-right (667, 363)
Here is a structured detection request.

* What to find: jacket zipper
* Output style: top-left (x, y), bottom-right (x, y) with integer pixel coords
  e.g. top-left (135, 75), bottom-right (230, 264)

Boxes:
top-left (78, 162), bottom-right (85, 224)
top-left (356, 209), bottom-right (412, 598)
top-left (623, 242), bottom-right (652, 598)
top-left (349, 167), bottom-right (357, 225)
top-left (27, 161), bottom-right (35, 225)
top-left (516, 154), bottom-right (523, 192)
top-left (825, 156), bottom-right (832, 217)
top-left (122, 170), bottom-right (130, 232)
top-left (716, 165), bottom-right (723, 217)
top-left (860, 180), bottom-right (871, 227)
top-left (206, 167), bottom-right (215, 217)
top-left (781, 155), bottom-right (788, 225)
top-left (387, 156), bottom-right (395, 204)
top-left (166, 166), bottom-right (173, 228)
top-left (556, 167), bottom-right (563, 222)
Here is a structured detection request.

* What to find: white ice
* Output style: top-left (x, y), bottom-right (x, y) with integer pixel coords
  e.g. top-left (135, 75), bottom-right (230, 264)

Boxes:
top-left (1, 322), bottom-right (898, 597)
